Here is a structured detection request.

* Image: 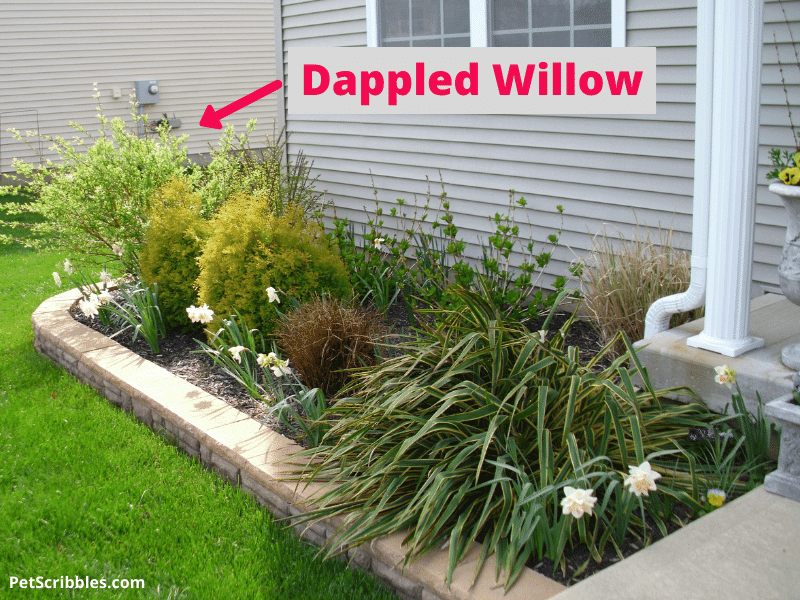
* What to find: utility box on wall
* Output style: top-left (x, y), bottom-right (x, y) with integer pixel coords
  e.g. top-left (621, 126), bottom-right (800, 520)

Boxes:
top-left (134, 80), bottom-right (159, 104)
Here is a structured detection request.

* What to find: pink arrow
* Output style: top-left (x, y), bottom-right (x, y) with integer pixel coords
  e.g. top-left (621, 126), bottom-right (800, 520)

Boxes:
top-left (199, 80), bottom-right (283, 129)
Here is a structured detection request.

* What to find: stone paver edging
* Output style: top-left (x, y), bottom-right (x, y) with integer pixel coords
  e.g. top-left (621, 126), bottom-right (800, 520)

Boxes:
top-left (32, 288), bottom-right (566, 600)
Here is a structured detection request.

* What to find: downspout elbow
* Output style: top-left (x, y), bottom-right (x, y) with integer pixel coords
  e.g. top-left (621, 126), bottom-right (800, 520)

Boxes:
top-left (643, 257), bottom-right (706, 339)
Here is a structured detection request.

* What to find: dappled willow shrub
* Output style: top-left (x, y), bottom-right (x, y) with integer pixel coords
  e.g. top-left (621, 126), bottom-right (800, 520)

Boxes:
top-left (278, 297), bottom-right (387, 398)
top-left (294, 284), bottom-right (762, 589)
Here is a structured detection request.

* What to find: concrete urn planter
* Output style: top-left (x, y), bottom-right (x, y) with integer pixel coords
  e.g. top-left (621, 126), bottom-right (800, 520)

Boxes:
top-left (769, 182), bottom-right (800, 369)
top-left (764, 393), bottom-right (800, 502)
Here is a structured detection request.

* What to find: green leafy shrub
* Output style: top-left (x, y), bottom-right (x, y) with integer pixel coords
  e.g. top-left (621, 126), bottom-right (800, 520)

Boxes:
top-left (197, 197), bottom-right (351, 336)
top-left (277, 296), bottom-right (387, 397)
top-left (0, 89), bottom-right (189, 273)
top-left (139, 179), bottom-right (211, 331)
top-left (295, 285), bottom-right (766, 588)
top-left (329, 183), bottom-right (573, 323)
top-left (195, 121), bottom-right (324, 219)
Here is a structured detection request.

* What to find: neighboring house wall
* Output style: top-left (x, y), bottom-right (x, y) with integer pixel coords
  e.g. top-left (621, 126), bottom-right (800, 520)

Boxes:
top-left (280, 0), bottom-right (800, 293)
top-left (1, 1), bottom-right (279, 176)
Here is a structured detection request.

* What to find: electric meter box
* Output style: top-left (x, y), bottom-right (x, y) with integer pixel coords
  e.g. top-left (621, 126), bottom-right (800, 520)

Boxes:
top-left (134, 80), bottom-right (160, 104)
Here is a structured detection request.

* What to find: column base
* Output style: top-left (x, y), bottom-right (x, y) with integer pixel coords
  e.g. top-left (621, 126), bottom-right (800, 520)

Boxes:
top-left (686, 331), bottom-right (765, 357)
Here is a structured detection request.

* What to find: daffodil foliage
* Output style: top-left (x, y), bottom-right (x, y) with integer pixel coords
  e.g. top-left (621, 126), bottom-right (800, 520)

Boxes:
top-left (295, 285), bottom-right (769, 588)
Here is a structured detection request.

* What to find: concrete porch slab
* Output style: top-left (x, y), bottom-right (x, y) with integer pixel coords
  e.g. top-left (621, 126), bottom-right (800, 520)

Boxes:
top-left (635, 294), bottom-right (800, 416)
top-left (550, 486), bottom-right (800, 600)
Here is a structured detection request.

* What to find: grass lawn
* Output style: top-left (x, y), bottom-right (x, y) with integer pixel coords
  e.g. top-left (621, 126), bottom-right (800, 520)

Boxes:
top-left (0, 195), bottom-right (395, 599)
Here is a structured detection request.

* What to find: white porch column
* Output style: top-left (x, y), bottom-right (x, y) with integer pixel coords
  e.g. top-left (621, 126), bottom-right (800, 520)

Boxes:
top-left (687, 0), bottom-right (766, 357)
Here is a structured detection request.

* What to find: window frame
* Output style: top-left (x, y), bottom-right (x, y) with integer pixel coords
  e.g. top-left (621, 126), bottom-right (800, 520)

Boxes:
top-left (366, 0), bottom-right (625, 48)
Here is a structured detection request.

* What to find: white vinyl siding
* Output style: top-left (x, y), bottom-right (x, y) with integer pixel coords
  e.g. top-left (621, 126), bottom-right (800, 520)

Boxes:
top-left (1, 2), bottom-right (278, 175)
top-left (283, 0), bottom-right (795, 292)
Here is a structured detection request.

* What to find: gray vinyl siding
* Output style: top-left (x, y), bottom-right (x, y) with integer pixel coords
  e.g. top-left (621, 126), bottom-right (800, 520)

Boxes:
top-left (283, 0), bottom-right (794, 292)
top-left (1, 2), bottom-right (278, 176)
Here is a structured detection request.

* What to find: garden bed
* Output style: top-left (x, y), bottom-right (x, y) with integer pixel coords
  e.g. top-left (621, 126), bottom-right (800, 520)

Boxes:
top-left (43, 286), bottom-right (770, 591)
top-left (62, 290), bottom-right (732, 587)
top-left (34, 287), bottom-right (567, 600)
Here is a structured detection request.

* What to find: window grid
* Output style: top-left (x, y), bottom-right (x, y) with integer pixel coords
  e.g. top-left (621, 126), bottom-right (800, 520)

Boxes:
top-left (374, 0), bottom-right (617, 48)
top-left (379, 0), bottom-right (469, 47)
top-left (490, 0), bottom-right (612, 47)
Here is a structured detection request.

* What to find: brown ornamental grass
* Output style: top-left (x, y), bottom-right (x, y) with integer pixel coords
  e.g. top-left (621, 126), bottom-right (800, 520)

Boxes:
top-left (277, 296), bottom-right (387, 397)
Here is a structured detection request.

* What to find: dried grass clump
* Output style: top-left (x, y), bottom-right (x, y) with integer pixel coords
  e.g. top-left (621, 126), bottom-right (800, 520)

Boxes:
top-left (579, 225), bottom-right (703, 355)
top-left (278, 297), bottom-right (387, 397)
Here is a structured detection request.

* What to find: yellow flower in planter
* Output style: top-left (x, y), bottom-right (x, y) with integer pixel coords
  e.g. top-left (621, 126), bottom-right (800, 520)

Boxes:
top-left (779, 166), bottom-right (800, 185)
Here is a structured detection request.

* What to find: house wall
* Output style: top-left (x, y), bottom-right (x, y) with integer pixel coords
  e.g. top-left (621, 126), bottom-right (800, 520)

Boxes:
top-left (1, 1), bottom-right (279, 177)
top-left (280, 0), bottom-right (800, 293)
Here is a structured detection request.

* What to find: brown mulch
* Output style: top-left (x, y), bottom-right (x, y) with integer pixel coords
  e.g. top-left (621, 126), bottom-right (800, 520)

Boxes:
top-left (68, 296), bottom-right (686, 587)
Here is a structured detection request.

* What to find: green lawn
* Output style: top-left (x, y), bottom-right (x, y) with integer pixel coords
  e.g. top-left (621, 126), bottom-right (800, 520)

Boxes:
top-left (0, 196), bottom-right (395, 599)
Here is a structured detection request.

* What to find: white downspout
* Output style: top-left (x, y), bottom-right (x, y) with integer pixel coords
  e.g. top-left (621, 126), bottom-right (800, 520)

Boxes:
top-left (643, 0), bottom-right (713, 339)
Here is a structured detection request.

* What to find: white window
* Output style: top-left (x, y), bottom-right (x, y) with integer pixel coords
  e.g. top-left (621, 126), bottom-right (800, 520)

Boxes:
top-left (366, 0), bottom-right (625, 48)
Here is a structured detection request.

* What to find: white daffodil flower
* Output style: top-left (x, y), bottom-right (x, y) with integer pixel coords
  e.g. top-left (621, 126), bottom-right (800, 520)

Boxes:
top-left (99, 269), bottom-right (112, 288)
top-left (78, 297), bottom-right (99, 318)
top-left (112, 242), bottom-right (123, 257)
top-left (270, 358), bottom-right (292, 377)
top-left (265, 286), bottom-right (280, 304)
top-left (64, 258), bottom-right (74, 275)
top-left (229, 346), bottom-right (247, 364)
top-left (53, 272), bottom-right (62, 287)
top-left (560, 487), bottom-right (597, 519)
top-left (623, 461), bottom-right (662, 497)
top-left (97, 290), bottom-right (113, 305)
top-left (186, 304), bottom-right (214, 324)
top-left (714, 365), bottom-right (736, 389)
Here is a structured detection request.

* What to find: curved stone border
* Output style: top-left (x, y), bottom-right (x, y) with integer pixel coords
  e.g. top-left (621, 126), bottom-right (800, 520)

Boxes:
top-left (32, 288), bottom-right (566, 600)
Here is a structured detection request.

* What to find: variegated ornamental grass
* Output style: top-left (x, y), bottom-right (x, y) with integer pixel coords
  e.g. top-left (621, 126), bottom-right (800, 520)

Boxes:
top-left (295, 285), bottom-right (767, 589)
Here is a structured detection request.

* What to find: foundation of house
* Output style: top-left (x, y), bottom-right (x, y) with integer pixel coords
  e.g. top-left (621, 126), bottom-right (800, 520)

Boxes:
top-left (635, 293), bottom-right (800, 417)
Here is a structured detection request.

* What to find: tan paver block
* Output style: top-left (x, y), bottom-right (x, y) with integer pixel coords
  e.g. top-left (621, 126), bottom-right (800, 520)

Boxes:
top-left (32, 311), bottom-right (109, 354)
top-left (374, 537), bottom-right (477, 598)
top-left (32, 289), bottom-right (82, 312)
top-left (240, 437), bottom-right (310, 506)
top-left (33, 299), bottom-right (75, 314)
top-left (51, 318), bottom-right (119, 355)
top-left (367, 532), bottom-right (477, 600)
top-left (82, 345), bottom-right (176, 398)
top-left (197, 417), bottom-right (274, 466)
top-left (157, 392), bottom-right (250, 447)
top-left (457, 554), bottom-right (564, 600)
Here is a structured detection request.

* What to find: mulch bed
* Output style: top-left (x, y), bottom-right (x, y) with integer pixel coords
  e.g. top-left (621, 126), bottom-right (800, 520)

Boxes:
top-left (69, 297), bottom-right (684, 587)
